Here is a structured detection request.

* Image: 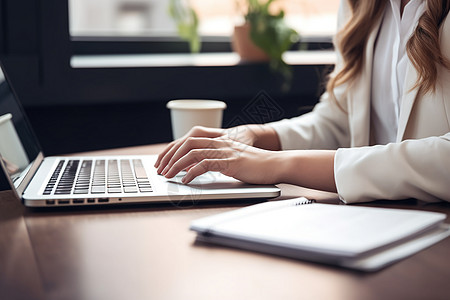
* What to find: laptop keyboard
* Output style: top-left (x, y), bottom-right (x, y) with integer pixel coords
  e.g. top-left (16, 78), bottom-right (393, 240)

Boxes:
top-left (43, 159), bottom-right (152, 195)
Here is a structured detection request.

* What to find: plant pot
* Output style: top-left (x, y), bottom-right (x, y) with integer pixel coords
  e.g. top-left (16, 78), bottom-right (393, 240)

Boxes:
top-left (232, 23), bottom-right (270, 62)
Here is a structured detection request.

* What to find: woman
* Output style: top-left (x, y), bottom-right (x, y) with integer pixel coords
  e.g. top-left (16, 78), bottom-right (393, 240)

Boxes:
top-left (155, 0), bottom-right (450, 203)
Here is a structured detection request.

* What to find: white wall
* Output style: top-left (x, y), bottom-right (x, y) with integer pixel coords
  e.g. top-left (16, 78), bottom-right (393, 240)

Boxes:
top-left (69, 0), bottom-right (176, 35)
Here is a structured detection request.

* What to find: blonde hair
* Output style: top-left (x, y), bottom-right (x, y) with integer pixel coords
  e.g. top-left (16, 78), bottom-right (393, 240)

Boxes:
top-left (327, 0), bottom-right (450, 100)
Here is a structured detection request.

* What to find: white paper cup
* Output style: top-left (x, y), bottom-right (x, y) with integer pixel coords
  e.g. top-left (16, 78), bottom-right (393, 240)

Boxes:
top-left (167, 99), bottom-right (227, 140)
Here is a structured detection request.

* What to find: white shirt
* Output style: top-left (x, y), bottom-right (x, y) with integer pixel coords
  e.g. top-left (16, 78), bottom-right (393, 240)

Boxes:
top-left (371, 0), bottom-right (425, 145)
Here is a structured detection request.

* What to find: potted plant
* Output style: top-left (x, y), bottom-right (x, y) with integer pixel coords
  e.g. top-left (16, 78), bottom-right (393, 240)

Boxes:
top-left (169, 0), bottom-right (299, 87)
top-left (234, 1), bottom-right (298, 78)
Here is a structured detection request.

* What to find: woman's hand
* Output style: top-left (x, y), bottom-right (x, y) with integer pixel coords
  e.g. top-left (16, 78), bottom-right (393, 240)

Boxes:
top-left (154, 125), bottom-right (281, 172)
top-left (156, 131), bottom-right (337, 192)
top-left (158, 136), bottom-right (282, 185)
top-left (155, 126), bottom-right (239, 173)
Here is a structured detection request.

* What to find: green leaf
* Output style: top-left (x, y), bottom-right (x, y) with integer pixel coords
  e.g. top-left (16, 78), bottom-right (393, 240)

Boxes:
top-left (169, 0), bottom-right (200, 53)
top-left (246, 2), bottom-right (299, 91)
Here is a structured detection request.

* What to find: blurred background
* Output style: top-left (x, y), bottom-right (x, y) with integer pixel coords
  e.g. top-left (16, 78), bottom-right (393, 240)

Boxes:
top-left (69, 0), bottom-right (338, 38)
top-left (0, 0), bottom-right (338, 157)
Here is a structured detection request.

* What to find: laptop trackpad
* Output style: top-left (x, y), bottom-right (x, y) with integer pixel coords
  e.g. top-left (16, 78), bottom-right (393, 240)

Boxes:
top-left (165, 171), bottom-right (248, 190)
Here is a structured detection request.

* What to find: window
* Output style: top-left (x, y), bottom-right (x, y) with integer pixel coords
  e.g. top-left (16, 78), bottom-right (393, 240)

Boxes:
top-left (0, 0), bottom-right (336, 151)
top-left (69, 0), bottom-right (340, 39)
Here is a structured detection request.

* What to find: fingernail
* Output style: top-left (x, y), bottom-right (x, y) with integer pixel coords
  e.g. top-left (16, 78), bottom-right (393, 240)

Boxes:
top-left (161, 166), bottom-right (169, 175)
top-left (157, 165), bottom-right (166, 174)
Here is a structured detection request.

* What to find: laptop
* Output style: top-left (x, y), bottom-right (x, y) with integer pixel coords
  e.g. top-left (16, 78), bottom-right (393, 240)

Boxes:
top-left (0, 62), bottom-right (280, 207)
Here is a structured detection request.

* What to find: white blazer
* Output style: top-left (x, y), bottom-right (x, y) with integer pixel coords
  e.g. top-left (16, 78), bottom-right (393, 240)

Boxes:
top-left (269, 0), bottom-right (450, 203)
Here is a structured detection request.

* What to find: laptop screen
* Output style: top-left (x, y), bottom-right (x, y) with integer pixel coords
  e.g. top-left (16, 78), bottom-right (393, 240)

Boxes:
top-left (0, 64), bottom-right (41, 189)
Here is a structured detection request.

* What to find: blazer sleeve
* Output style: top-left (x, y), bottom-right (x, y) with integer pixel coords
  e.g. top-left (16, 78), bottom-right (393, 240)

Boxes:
top-left (268, 92), bottom-right (351, 150)
top-left (267, 0), bottom-right (352, 151)
top-left (335, 133), bottom-right (450, 203)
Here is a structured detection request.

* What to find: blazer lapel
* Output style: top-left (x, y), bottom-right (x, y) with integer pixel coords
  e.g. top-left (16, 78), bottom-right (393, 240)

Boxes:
top-left (349, 16), bottom-right (383, 147)
top-left (396, 61), bottom-right (419, 142)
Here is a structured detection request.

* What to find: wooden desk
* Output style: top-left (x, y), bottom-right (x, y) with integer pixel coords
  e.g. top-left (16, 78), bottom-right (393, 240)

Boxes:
top-left (1, 144), bottom-right (450, 300)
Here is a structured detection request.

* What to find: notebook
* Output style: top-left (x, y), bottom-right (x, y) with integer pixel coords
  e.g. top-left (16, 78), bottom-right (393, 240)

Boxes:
top-left (190, 198), bottom-right (450, 271)
top-left (0, 62), bottom-right (280, 207)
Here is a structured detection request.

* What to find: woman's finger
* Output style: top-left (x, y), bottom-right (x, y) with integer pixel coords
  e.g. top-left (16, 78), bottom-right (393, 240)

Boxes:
top-left (164, 148), bottom-right (234, 179)
top-left (154, 140), bottom-right (178, 168)
top-left (155, 126), bottom-right (224, 170)
top-left (182, 159), bottom-right (231, 183)
top-left (156, 138), bottom-right (188, 173)
top-left (162, 138), bottom-right (229, 175)
top-left (157, 135), bottom-right (205, 174)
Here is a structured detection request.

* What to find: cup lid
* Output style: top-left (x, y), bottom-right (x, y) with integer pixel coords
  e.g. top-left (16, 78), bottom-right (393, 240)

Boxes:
top-left (167, 100), bottom-right (227, 110)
